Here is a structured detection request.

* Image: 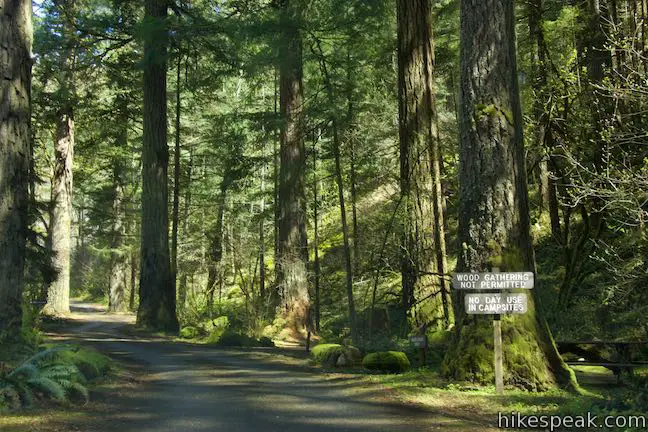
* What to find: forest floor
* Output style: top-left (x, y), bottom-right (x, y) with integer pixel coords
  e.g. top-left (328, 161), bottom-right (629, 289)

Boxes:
top-left (0, 303), bottom-right (504, 432)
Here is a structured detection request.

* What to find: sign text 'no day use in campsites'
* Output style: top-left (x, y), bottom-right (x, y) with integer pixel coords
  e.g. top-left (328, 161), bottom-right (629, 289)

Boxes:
top-left (452, 272), bottom-right (534, 290)
top-left (464, 293), bottom-right (528, 315)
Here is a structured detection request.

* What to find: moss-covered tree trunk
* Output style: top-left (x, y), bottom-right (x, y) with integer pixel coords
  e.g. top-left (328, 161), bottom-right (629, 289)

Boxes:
top-left (275, 0), bottom-right (311, 336)
top-left (396, 0), bottom-right (451, 329)
top-left (0, 0), bottom-right (32, 338)
top-left (442, 0), bottom-right (579, 392)
top-left (137, 0), bottom-right (178, 332)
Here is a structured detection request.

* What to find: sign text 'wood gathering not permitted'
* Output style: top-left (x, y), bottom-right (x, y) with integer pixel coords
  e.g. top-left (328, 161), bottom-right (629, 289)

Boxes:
top-left (452, 272), bottom-right (534, 290)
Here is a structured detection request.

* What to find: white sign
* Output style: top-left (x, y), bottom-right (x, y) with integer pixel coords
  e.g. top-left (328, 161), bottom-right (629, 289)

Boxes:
top-left (409, 335), bottom-right (427, 348)
top-left (453, 272), bottom-right (534, 290)
top-left (465, 293), bottom-right (528, 314)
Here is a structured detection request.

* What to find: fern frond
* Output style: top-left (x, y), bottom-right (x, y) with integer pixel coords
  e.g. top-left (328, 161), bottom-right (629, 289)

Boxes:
top-left (21, 346), bottom-right (75, 367)
top-left (14, 382), bottom-right (35, 406)
top-left (41, 364), bottom-right (82, 381)
top-left (26, 377), bottom-right (66, 401)
top-left (58, 380), bottom-right (89, 403)
top-left (7, 363), bottom-right (39, 380)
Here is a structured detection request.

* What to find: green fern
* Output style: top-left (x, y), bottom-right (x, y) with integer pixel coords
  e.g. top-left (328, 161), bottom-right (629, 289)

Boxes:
top-left (0, 346), bottom-right (92, 409)
top-left (41, 364), bottom-right (85, 383)
top-left (58, 379), bottom-right (90, 403)
top-left (13, 381), bottom-right (35, 407)
top-left (7, 363), bottom-right (39, 380)
top-left (26, 377), bottom-right (66, 401)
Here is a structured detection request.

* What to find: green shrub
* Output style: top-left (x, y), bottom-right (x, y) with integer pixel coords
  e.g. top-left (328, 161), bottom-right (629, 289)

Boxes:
top-left (262, 316), bottom-right (288, 340)
top-left (362, 351), bottom-right (410, 373)
top-left (199, 316), bottom-right (229, 334)
top-left (206, 326), bottom-right (228, 344)
top-left (179, 326), bottom-right (200, 339)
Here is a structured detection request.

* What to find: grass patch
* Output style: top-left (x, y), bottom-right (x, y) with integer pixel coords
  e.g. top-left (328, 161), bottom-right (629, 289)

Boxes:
top-left (347, 367), bottom-right (647, 430)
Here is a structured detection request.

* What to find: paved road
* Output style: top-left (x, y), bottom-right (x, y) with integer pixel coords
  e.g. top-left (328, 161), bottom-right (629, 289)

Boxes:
top-left (46, 304), bottom-right (490, 432)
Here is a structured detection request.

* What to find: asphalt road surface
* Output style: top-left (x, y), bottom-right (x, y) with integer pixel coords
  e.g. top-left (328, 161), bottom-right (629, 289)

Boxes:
top-left (45, 303), bottom-right (493, 432)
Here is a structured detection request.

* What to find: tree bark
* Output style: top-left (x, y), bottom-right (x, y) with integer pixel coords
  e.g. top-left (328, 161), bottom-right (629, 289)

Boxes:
top-left (178, 145), bottom-right (193, 311)
top-left (170, 50), bottom-right (182, 297)
top-left (443, 0), bottom-right (579, 392)
top-left (108, 93), bottom-right (129, 312)
top-left (275, 0), bottom-right (311, 336)
top-left (137, 0), bottom-right (178, 332)
top-left (311, 133), bottom-right (321, 332)
top-left (45, 0), bottom-right (76, 316)
top-left (0, 0), bottom-right (32, 338)
top-left (345, 50), bottom-right (360, 275)
top-left (108, 161), bottom-right (127, 312)
top-left (206, 179), bottom-right (228, 315)
top-left (259, 138), bottom-right (267, 306)
top-left (397, 0), bottom-right (450, 329)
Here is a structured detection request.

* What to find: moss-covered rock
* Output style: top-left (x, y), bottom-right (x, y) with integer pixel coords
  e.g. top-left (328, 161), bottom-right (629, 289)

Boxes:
top-left (362, 351), bottom-right (410, 373)
top-left (311, 344), bottom-right (345, 368)
top-left (342, 346), bottom-right (363, 365)
top-left (179, 326), bottom-right (200, 339)
top-left (215, 330), bottom-right (256, 347)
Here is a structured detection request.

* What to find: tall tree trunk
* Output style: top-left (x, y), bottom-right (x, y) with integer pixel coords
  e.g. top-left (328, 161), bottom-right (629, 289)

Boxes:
top-left (311, 133), bottom-right (321, 333)
top-left (46, 0), bottom-right (76, 316)
top-left (396, 0), bottom-right (450, 329)
top-left (272, 66), bottom-right (281, 311)
top-left (259, 140), bottom-right (267, 306)
top-left (345, 49), bottom-right (360, 275)
top-left (171, 50), bottom-right (182, 296)
top-left (0, 0), bottom-right (32, 338)
top-left (443, 0), bottom-right (578, 392)
top-left (129, 235), bottom-right (137, 311)
top-left (137, 0), bottom-right (178, 332)
top-left (275, 0), bottom-right (311, 336)
top-left (206, 179), bottom-right (229, 314)
top-left (47, 104), bottom-right (74, 315)
top-left (178, 145), bottom-right (193, 311)
top-left (108, 162), bottom-right (127, 312)
top-left (108, 94), bottom-right (129, 312)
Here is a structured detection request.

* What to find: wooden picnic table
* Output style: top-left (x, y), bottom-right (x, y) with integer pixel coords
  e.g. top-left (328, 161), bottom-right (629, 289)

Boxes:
top-left (557, 340), bottom-right (648, 382)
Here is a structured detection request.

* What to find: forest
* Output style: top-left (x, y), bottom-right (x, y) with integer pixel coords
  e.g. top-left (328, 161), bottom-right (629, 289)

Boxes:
top-left (1, 0), bottom-right (648, 429)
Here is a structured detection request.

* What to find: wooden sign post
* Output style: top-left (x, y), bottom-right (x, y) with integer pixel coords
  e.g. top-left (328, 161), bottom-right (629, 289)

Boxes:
top-left (453, 270), bottom-right (534, 395)
top-left (493, 313), bottom-right (504, 394)
top-left (410, 335), bottom-right (428, 367)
